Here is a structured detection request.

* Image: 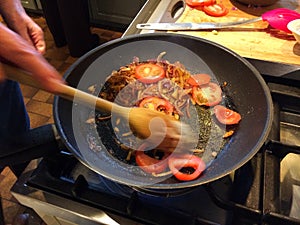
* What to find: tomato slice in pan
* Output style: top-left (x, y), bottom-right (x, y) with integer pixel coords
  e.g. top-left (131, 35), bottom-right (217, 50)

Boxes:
top-left (214, 105), bottom-right (241, 125)
top-left (168, 154), bottom-right (206, 181)
top-left (186, 0), bottom-right (216, 7)
top-left (192, 82), bottom-right (222, 106)
top-left (135, 144), bottom-right (169, 174)
top-left (135, 63), bottom-right (165, 83)
top-left (187, 73), bottom-right (211, 86)
top-left (203, 3), bottom-right (229, 17)
top-left (139, 96), bottom-right (174, 115)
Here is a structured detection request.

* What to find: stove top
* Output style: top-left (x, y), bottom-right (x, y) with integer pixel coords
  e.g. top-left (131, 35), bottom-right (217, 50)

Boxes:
top-left (11, 58), bottom-right (300, 225)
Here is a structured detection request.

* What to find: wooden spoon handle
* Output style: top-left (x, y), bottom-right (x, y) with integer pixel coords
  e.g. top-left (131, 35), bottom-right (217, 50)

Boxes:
top-left (3, 63), bottom-right (118, 114)
top-left (56, 83), bottom-right (115, 113)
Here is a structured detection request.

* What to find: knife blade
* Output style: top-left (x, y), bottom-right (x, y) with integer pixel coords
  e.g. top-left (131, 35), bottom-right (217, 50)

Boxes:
top-left (136, 17), bottom-right (262, 31)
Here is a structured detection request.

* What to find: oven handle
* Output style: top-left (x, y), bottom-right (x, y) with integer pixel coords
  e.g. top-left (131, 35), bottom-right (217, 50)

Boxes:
top-left (0, 124), bottom-right (61, 167)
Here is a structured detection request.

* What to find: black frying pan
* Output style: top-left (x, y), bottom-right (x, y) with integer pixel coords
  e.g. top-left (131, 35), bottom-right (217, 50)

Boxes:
top-left (53, 33), bottom-right (273, 189)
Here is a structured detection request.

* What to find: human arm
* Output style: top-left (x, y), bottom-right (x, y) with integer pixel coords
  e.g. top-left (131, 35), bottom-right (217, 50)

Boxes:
top-left (0, 23), bottom-right (63, 93)
top-left (0, 0), bottom-right (45, 53)
top-left (0, 0), bottom-right (64, 93)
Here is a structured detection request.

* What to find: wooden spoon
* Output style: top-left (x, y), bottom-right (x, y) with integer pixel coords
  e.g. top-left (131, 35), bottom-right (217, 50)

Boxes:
top-left (3, 64), bottom-right (195, 151)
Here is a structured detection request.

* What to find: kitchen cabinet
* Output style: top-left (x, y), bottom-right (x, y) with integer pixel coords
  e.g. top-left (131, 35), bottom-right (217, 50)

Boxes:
top-left (88, 0), bottom-right (147, 31)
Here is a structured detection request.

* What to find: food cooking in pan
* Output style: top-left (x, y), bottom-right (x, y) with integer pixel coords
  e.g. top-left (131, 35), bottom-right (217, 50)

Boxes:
top-left (86, 53), bottom-right (241, 182)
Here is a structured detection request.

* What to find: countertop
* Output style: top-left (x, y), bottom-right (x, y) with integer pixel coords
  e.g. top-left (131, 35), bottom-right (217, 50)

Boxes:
top-left (172, 0), bottom-right (300, 65)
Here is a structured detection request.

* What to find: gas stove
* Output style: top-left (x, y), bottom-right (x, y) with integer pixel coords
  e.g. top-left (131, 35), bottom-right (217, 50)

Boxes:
top-left (9, 1), bottom-right (300, 222)
top-left (10, 57), bottom-right (300, 225)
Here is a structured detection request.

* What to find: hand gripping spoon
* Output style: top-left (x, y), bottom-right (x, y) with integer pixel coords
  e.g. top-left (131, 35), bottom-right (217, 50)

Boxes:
top-left (137, 8), bottom-right (300, 33)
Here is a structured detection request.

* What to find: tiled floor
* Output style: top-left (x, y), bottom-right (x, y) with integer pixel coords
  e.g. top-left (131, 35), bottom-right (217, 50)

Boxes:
top-left (0, 15), bottom-right (122, 224)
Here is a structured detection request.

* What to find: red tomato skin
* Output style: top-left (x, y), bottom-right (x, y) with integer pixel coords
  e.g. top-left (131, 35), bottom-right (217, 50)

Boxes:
top-left (214, 105), bottom-right (241, 125)
top-left (135, 63), bottom-right (165, 84)
top-left (203, 3), bottom-right (229, 17)
top-left (187, 73), bottom-right (211, 86)
top-left (192, 82), bottom-right (222, 106)
top-left (186, 0), bottom-right (216, 7)
top-left (135, 144), bottom-right (169, 174)
top-left (138, 96), bottom-right (174, 115)
top-left (168, 154), bottom-right (206, 181)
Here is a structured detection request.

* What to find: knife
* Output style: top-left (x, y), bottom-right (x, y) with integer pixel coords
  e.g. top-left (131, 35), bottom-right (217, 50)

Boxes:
top-left (136, 17), bottom-right (262, 31)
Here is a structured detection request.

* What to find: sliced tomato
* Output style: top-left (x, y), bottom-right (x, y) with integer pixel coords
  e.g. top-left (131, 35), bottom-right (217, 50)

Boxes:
top-left (168, 154), bottom-right (206, 181)
top-left (192, 82), bottom-right (222, 106)
top-left (135, 63), bottom-right (165, 84)
top-left (203, 3), bottom-right (229, 17)
top-left (186, 0), bottom-right (216, 7)
top-left (187, 73), bottom-right (211, 86)
top-left (214, 105), bottom-right (241, 125)
top-left (135, 144), bottom-right (169, 174)
top-left (139, 96), bottom-right (174, 115)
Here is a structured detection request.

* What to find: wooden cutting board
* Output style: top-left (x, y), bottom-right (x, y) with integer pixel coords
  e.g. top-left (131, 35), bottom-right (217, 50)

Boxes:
top-left (172, 0), bottom-right (300, 65)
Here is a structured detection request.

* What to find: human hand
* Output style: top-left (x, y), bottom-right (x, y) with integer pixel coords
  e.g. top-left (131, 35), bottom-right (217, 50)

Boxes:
top-left (0, 23), bottom-right (64, 93)
top-left (15, 15), bottom-right (46, 54)
top-left (0, 1), bottom-right (45, 54)
top-left (0, 0), bottom-right (64, 92)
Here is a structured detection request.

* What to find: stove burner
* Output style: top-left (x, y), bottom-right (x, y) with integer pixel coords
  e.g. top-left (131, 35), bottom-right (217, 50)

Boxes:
top-left (11, 58), bottom-right (300, 225)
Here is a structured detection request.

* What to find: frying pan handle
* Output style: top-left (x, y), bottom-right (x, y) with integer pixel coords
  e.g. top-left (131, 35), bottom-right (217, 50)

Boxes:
top-left (0, 124), bottom-right (61, 167)
top-left (2, 63), bottom-right (118, 114)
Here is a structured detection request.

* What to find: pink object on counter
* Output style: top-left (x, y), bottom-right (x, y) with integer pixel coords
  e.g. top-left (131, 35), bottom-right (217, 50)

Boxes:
top-left (262, 8), bottom-right (300, 33)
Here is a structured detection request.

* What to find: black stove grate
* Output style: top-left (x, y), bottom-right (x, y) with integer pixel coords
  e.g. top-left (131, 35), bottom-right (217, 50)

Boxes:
top-left (22, 58), bottom-right (300, 225)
